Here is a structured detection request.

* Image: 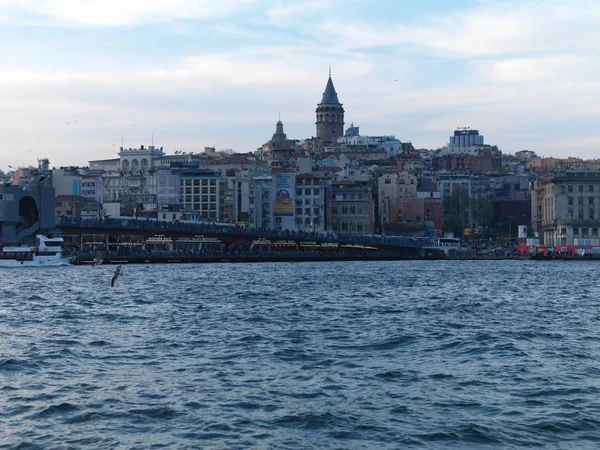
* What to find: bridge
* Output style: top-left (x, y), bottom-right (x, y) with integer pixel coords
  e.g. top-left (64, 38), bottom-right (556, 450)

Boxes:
top-left (58, 218), bottom-right (434, 257)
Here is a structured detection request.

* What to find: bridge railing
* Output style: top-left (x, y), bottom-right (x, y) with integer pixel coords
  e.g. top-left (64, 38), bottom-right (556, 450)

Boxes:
top-left (57, 218), bottom-right (432, 248)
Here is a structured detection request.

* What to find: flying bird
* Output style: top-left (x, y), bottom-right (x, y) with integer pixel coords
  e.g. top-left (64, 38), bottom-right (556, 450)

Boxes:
top-left (111, 265), bottom-right (122, 287)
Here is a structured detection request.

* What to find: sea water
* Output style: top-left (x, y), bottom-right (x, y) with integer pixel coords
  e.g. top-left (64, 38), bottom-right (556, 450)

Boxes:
top-left (1, 260), bottom-right (599, 449)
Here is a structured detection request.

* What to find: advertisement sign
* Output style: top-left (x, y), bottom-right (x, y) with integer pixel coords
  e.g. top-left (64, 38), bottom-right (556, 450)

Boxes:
top-left (518, 225), bottom-right (528, 239)
top-left (273, 171), bottom-right (294, 216)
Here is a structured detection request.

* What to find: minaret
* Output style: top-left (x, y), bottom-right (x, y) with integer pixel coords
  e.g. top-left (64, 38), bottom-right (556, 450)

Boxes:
top-left (315, 68), bottom-right (344, 141)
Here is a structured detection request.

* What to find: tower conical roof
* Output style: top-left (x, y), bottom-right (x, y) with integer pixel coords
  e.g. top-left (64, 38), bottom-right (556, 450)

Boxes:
top-left (320, 76), bottom-right (340, 104)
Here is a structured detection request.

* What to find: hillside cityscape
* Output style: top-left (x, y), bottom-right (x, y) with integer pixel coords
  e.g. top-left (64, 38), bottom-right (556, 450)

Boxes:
top-left (1, 73), bottom-right (597, 252)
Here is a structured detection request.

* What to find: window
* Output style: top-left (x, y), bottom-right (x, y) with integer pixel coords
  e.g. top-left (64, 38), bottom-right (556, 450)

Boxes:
top-left (296, 218), bottom-right (302, 225)
top-left (579, 185), bottom-right (584, 192)
top-left (590, 209), bottom-right (595, 220)
top-left (590, 197), bottom-right (595, 205)
top-left (568, 197), bottom-right (574, 205)
top-left (579, 209), bottom-right (584, 219)
top-left (305, 199), bottom-right (310, 205)
top-left (342, 206), bottom-right (348, 214)
top-left (578, 197), bottom-right (583, 205)
top-left (568, 185), bottom-right (574, 193)
top-left (583, 227), bottom-right (589, 236)
top-left (573, 227), bottom-right (579, 236)
top-left (385, 178), bottom-right (391, 184)
top-left (296, 189), bottom-right (302, 196)
top-left (590, 185), bottom-right (595, 192)
top-left (593, 228), bottom-right (598, 236)
top-left (350, 206), bottom-right (356, 214)
top-left (313, 207), bottom-right (319, 214)
top-left (332, 207), bottom-right (338, 214)
top-left (305, 208), bottom-right (310, 215)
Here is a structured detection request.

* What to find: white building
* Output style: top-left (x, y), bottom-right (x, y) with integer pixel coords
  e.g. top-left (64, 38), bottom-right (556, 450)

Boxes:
top-left (295, 173), bottom-right (328, 232)
top-left (532, 170), bottom-right (600, 246)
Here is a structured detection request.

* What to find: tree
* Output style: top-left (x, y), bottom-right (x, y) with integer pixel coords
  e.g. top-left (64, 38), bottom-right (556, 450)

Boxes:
top-left (472, 197), bottom-right (494, 228)
top-left (443, 215), bottom-right (463, 236)
top-left (443, 186), bottom-right (470, 236)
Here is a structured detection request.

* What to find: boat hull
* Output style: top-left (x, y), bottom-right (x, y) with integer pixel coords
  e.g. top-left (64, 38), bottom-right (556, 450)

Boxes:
top-left (0, 256), bottom-right (72, 267)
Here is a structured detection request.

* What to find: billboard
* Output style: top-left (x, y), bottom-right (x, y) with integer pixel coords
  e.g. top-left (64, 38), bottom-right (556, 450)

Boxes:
top-left (518, 225), bottom-right (528, 239)
top-left (273, 171), bottom-right (295, 217)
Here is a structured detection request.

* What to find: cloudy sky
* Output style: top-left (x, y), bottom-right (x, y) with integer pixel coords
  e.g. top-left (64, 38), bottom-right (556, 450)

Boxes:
top-left (1, 0), bottom-right (599, 168)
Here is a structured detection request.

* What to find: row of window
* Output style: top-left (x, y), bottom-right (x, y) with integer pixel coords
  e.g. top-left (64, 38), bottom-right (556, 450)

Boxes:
top-left (182, 179), bottom-right (218, 186)
top-left (296, 189), bottom-right (321, 196)
top-left (296, 208), bottom-right (320, 215)
top-left (183, 195), bottom-right (217, 203)
top-left (333, 206), bottom-right (365, 215)
top-left (295, 218), bottom-right (321, 225)
top-left (572, 227), bottom-right (599, 236)
top-left (562, 185), bottom-right (598, 193)
top-left (182, 187), bottom-right (217, 194)
top-left (335, 193), bottom-right (365, 200)
top-left (567, 209), bottom-right (598, 220)
top-left (181, 203), bottom-right (217, 211)
top-left (567, 197), bottom-right (600, 205)
top-left (332, 222), bottom-right (365, 232)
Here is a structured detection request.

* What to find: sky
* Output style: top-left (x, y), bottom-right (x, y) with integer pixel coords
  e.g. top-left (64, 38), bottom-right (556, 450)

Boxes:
top-left (1, 0), bottom-right (599, 169)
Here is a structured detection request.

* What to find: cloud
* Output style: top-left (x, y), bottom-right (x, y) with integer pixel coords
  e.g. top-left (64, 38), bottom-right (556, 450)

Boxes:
top-left (317, 0), bottom-right (600, 57)
top-left (0, 0), bottom-right (263, 27)
top-left (1, 0), bottom-right (600, 167)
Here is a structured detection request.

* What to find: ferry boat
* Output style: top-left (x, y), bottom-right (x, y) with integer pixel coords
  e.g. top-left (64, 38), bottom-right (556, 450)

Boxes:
top-left (0, 235), bottom-right (72, 267)
top-left (424, 237), bottom-right (468, 256)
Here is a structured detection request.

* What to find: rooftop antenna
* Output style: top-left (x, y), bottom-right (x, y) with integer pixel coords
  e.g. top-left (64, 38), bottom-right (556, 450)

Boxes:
top-left (329, 65), bottom-right (331, 77)
top-left (278, 111), bottom-right (281, 121)
top-left (152, 132), bottom-right (154, 147)
top-left (121, 132), bottom-right (124, 147)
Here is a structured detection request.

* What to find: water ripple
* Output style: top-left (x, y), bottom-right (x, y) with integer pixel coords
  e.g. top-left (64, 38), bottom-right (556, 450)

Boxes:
top-left (1, 261), bottom-right (599, 448)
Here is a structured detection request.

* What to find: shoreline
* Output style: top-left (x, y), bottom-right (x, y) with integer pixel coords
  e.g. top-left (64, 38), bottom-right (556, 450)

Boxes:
top-left (68, 253), bottom-right (592, 265)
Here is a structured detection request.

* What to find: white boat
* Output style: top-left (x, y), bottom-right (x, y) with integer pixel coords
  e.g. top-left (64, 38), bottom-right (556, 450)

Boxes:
top-left (423, 237), bottom-right (468, 256)
top-left (0, 235), bottom-right (72, 267)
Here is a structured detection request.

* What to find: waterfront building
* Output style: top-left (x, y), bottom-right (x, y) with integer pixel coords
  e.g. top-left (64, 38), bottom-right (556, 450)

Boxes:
top-left (248, 176), bottom-right (273, 229)
top-left (377, 172), bottom-right (418, 225)
top-left (0, 175), bottom-right (56, 244)
top-left (180, 169), bottom-right (221, 221)
top-left (295, 173), bottom-right (329, 233)
top-left (331, 181), bottom-right (373, 235)
top-left (532, 170), bottom-right (600, 245)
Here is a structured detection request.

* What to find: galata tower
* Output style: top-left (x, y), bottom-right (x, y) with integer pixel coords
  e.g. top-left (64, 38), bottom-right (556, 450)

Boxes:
top-left (315, 69), bottom-right (344, 141)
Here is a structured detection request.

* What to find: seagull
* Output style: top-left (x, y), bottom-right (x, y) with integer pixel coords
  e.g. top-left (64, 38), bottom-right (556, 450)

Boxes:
top-left (111, 265), bottom-right (122, 287)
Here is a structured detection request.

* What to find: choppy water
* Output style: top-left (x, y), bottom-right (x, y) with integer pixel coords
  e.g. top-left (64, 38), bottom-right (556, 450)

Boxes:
top-left (1, 261), bottom-right (600, 449)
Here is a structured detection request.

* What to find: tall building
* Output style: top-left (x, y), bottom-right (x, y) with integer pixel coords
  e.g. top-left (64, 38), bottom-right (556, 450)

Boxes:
top-left (449, 128), bottom-right (484, 147)
top-left (315, 71), bottom-right (344, 142)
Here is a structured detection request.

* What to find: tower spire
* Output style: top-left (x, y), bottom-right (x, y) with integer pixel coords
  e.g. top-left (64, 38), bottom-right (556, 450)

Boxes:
top-left (329, 65), bottom-right (331, 77)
